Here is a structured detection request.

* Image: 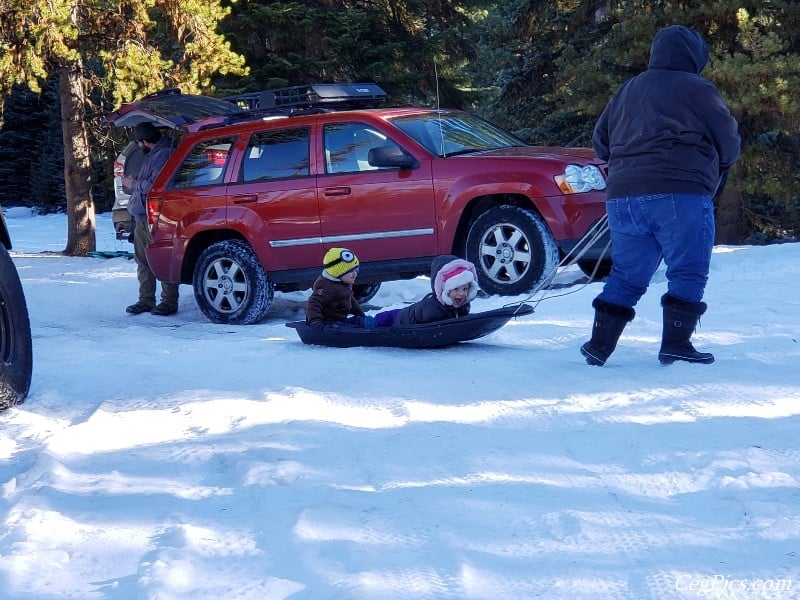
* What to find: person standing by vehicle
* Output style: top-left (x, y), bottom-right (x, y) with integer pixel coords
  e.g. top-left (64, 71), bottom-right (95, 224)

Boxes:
top-left (581, 24), bottom-right (740, 367)
top-left (121, 122), bottom-right (180, 316)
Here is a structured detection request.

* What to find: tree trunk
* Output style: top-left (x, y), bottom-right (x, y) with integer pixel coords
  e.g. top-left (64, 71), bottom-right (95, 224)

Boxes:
top-left (714, 185), bottom-right (744, 245)
top-left (714, 161), bottom-right (745, 245)
top-left (59, 62), bottom-right (96, 256)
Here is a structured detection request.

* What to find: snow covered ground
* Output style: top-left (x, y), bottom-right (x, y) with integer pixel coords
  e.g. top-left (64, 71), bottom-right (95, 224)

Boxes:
top-left (1, 208), bottom-right (799, 599)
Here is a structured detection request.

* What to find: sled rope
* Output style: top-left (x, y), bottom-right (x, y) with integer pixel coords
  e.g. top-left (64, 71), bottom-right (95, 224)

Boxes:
top-left (508, 214), bottom-right (611, 315)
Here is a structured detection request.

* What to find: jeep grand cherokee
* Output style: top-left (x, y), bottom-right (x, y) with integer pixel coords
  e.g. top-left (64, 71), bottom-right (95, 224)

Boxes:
top-left (105, 84), bottom-right (609, 324)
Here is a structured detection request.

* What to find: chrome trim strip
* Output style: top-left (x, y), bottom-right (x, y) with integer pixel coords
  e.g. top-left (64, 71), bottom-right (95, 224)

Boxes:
top-left (270, 228), bottom-right (434, 248)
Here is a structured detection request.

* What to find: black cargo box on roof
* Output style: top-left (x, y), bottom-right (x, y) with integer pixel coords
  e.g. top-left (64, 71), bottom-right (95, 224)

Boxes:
top-left (224, 82), bottom-right (387, 112)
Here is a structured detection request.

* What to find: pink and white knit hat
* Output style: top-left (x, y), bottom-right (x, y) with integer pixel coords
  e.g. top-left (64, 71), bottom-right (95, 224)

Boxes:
top-left (434, 259), bottom-right (479, 305)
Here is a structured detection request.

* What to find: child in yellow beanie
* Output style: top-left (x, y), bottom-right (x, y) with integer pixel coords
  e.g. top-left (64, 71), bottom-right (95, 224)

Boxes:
top-left (305, 248), bottom-right (371, 328)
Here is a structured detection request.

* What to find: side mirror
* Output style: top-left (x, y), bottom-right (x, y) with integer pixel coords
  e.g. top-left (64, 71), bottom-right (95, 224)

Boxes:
top-left (368, 146), bottom-right (418, 169)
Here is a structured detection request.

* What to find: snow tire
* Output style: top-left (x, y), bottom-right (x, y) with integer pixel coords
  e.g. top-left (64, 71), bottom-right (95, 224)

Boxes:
top-left (193, 240), bottom-right (274, 325)
top-left (0, 244), bottom-right (32, 409)
top-left (353, 282), bottom-right (381, 304)
top-left (465, 205), bottom-right (559, 296)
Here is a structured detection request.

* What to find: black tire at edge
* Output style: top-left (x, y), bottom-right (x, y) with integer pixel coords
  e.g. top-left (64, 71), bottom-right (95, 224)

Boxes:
top-left (0, 244), bottom-right (32, 410)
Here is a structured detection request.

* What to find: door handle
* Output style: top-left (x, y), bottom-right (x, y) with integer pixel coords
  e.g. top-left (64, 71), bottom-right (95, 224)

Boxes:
top-left (232, 194), bottom-right (258, 204)
top-left (324, 186), bottom-right (351, 196)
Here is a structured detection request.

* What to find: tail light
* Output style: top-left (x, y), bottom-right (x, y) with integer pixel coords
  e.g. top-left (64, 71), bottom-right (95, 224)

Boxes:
top-left (113, 159), bottom-right (125, 177)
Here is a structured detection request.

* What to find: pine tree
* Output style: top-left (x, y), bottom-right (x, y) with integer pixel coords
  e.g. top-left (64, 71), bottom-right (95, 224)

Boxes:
top-left (469, 0), bottom-right (603, 144)
top-left (0, 86), bottom-right (43, 208)
top-left (471, 0), bottom-right (800, 240)
top-left (29, 87), bottom-right (67, 214)
top-left (219, 0), bottom-right (481, 107)
top-left (0, 0), bottom-right (248, 255)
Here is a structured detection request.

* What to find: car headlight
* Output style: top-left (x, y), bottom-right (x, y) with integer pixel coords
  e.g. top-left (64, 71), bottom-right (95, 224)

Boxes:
top-left (554, 164), bottom-right (607, 194)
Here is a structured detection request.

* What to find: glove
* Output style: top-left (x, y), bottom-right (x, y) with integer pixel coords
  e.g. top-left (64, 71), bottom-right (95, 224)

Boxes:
top-left (309, 320), bottom-right (325, 330)
top-left (347, 316), bottom-right (375, 329)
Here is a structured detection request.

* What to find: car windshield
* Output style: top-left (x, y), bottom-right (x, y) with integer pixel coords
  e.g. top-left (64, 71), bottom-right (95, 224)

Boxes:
top-left (388, 111), bottom-right (527, 158)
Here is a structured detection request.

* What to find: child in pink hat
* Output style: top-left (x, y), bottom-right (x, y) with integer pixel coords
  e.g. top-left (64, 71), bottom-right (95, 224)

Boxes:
top-left (373, 255), bottom-right (480, 326)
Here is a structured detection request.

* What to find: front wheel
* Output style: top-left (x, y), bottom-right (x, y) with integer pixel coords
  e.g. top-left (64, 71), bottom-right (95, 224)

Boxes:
top-left (0, 245), bottom-right (32, 410)
top-left (465, 205), bottom-right (559, 296)
top-left (193, 240), bottom-right (274, 324)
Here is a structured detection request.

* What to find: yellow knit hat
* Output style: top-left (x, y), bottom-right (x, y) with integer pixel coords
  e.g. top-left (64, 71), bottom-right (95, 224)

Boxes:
top-left (323, 247), bottom-right (359, 279)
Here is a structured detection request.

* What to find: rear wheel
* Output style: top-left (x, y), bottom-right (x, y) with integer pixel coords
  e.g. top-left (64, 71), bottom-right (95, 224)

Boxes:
top-left (0, 245), bottom-right (32, 410)
top-left (578, 258), bottom-right (612, 280)
top-left (353, 282), bottom-right (381, 304)
top-left (193, 240), bottom-right (274, 324)
top-left (465, 206), bottom-right (559, 295)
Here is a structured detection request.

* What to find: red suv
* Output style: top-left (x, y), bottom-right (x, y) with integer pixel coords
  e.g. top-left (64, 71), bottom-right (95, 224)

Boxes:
top-left (106, 84), bottom-right (609, 324)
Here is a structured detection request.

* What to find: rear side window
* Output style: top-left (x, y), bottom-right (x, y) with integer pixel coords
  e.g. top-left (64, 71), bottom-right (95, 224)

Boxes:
top-left (241, 127), bottom-right (310, 182)
top-left (170, 138), bottom-right (234, 189)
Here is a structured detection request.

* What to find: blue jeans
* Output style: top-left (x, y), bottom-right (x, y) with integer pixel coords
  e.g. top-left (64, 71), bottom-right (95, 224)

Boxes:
top-left (597, 193), bottom-right (714, 307)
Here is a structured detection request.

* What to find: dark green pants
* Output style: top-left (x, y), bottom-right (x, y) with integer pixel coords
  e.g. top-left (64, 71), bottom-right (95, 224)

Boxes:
top-left (133, 221), bottom-right (179, 307)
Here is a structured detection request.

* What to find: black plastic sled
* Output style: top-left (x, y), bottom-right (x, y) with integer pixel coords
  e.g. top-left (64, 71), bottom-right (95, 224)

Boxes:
top-left (285, 304), bottom-right (534, 349)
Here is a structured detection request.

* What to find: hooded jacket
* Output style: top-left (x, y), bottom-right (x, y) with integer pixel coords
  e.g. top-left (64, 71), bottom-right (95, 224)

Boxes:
top-left (392, 255), bottom-right (478, 325)
top-left (305, 273), bottom-right (365, 326)
top-left (127, 136), bottom-right (173, 222)
top-left (592, 25), bottom-right (740, 199)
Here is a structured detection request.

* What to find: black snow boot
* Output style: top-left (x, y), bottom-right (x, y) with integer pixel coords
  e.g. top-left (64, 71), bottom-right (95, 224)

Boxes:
top-left (580, 298), bottom-right (636, 366)
top-left (658, 294), bottom-right (714, 365)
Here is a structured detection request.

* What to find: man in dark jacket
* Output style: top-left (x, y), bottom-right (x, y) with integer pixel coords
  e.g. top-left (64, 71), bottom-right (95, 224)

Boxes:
top-left (122, 122), bottom-right (180, 316)
top-left (581, 25), bottom-right (740, 367)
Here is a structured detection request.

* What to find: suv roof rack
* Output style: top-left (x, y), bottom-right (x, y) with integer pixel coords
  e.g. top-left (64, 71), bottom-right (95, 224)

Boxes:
top-left (223, 83), bottom-right (387, 113)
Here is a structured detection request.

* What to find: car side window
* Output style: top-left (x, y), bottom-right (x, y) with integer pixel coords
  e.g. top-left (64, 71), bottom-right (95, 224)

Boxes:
top-left (324, 123), bottom-right (399, 174)
top-left (170, 138), bottom-right (234, 189)
top-left (241, 127), bottom-right (310, 182)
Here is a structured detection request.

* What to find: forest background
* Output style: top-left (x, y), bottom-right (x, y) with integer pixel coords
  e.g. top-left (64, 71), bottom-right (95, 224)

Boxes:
top-left (0, 0), bottom-right (798, 255)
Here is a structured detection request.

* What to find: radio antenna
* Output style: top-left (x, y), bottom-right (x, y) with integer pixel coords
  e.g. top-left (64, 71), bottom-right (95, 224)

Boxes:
top-left (434, 57), bottom-right (445, 155)
top-left (433, 57), bottom-right (441, 111)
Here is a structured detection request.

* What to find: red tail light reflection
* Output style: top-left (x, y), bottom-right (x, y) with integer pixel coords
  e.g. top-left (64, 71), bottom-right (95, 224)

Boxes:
top-left (146, 197), bottom-right (163, 226)
top-left (207, 150), bottom-right (228, 166)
